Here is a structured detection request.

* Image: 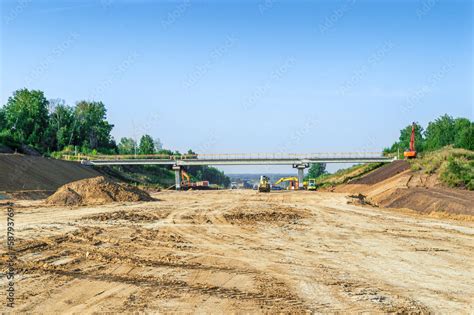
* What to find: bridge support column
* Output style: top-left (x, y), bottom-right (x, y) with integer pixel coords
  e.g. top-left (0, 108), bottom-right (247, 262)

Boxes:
top-left (172, 165), bottom-right (181, 190)
top-left (293, 163), bottom-right (309, 190)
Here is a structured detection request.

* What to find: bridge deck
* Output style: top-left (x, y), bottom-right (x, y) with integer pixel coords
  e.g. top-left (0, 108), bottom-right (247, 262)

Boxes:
top-left (73, 153), bottom-right (396, 166)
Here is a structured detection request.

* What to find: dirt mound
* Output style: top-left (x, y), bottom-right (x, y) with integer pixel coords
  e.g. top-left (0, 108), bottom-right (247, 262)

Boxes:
top-left (223, 205), bottom-right (307, 225)
top-left (84, 210), bottom-right (168, 222)
top-left (224, 211), bottom-right (302, 224)
top-left (346, 193), bottom-right (378, 207)
top-left (46, 176), bottom-right (154, 206)
top-left (350, 160), bottom-right (410, 185)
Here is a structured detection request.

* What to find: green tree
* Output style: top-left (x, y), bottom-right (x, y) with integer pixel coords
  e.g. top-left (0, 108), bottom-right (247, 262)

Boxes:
top-left (307, 163), bottom-right (327, 179)
top-left (398, 122), bottom-right (424, 153)
top-left (3, 89), bottom-right (49, 148)
top-left (139, 134), bottom-right (155, 154)
top-left (453, 118), bottom-right (473, 150)
top-left (424, 114), bottom-right (456, 151)
top-left (186, 165), bottom-right (230, 187)
top-left (45, 99), bottom-right (75, 151)
top-left (383, 142), bottom-right (401, 156)
top-left (157, 148), bottom-right (175, 156)
top-left (74, 101), bottom-right (114, 150)
top-left (118, 137), bottom-right (137, 155)
top-left (184, 152), bottom-right (231, 187)
top-left (0, 107), bottom-right (5, 129)
top-left (384, 116), bottom-right (473, 155)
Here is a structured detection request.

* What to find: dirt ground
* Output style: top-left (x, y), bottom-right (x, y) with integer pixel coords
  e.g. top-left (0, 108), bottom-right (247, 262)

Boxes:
top-left (336, 169), bottom-right (474, 217)
top-left (350, 160), bottom-right (410, 185)
top-left (1, 190), bottom-right (473, 313)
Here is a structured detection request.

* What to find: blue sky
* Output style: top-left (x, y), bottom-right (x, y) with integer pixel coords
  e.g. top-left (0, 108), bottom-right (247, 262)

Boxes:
top-left (1, 0), bottom-right (472, 173)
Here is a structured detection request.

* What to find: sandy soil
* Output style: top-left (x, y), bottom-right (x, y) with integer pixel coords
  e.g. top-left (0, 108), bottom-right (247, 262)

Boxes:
top-left (1, 190), bottom-right (473, 313)
top-left (46, 176), bottom-right (153, 206)
top-left (336, 169), bottom-right (474, 216)
top-left (350, 160), bottom-right (410, 185)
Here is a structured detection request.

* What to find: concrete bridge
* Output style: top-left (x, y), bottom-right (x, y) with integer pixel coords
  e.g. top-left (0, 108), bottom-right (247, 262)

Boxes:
top-left (79, 152), bottom-right (396, 190)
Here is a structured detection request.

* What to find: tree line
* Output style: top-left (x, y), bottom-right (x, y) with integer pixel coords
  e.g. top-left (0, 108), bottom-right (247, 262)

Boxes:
top-left (306, 114), bottom-right (473, 181)
top-left (0, 89), bottom-right (115, 154)
top-left (0, 88), bottom-right (230, 186)
top-left (384, 114), bottom-right (473, 156)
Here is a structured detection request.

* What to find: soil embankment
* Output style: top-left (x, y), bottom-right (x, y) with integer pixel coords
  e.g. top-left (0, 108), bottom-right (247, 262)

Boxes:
top-left (349, 160), bottom-right (410, 185)
top-left (336, 161), bottom-right (474, 217)
top-left (0, 154), bottom-right (101, 199)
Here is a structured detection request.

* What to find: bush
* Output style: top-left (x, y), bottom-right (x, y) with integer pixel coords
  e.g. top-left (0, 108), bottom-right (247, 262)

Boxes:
top-left (0, 130), bottom-right (20, 149)
top-left (439, 155), bottom-right (474, 190)
top-left (410, 147), bottom-right (474, 190)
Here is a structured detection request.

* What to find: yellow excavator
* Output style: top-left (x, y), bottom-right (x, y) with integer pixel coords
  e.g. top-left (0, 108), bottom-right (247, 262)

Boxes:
top-left (274, 177), bottom-right (299, 190)
top-left (181, 170), bottom-right (192, 188)
top-left (180, 170), bottom-right (211, 190)
top-left (274, 177), bottom-right (317, 191)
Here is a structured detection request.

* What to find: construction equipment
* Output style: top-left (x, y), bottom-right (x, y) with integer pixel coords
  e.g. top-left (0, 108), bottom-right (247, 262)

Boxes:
top-left (258, 176), bottom-right (271, 193)
top-left (274, 177), bottom-right (298, 190)
top-left (181, 170), bottom-right (192, 188)
top-left (307, 178), bottom-right (317, 191)
top-left (181, 170), bottom-right (210, 190)
top-left (404, 122), bottom-right (417, 159)
top-left (274, 177), bottom-right (317, 191)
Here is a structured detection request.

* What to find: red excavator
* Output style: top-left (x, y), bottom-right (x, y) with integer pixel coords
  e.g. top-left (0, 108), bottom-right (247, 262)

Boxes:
top-left (403, 122), bottom-right (417, 159)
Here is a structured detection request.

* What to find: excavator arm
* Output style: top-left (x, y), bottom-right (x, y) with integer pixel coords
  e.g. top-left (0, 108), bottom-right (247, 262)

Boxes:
top-left (274, 177), bottom-right (298, 185)
top-left (181, 170), bottom-right (191, 185)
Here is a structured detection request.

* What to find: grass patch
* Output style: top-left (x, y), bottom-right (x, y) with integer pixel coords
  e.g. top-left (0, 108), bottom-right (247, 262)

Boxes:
top-left (315, 162), bottom-right (384, 188)
top-left (410, 147), bottom-right (474, 190)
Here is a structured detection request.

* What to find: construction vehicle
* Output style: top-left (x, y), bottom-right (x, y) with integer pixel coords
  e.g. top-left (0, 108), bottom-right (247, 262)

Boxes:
top-left (274, 177), bottom-right (317, 191)
top-left (181, 170), bottom-right (210, 190)
top-left (404, 122), bottom-right (417, 159)
top-left (307, 178), bottom-right (317, 191)
top-left (258, 176), bottom-right (271, 193)
top-left (274, 177), bottom-right (299, 190)
top-left (181, 170), bottom-right (192, 188)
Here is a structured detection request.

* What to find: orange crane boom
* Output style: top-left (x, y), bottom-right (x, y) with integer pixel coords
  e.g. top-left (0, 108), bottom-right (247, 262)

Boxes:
top-left (404, 122), bottom-right (417, 159)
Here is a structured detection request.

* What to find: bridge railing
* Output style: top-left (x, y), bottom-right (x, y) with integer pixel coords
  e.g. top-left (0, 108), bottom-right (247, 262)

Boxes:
top-left (189, 152), bottom-right (388, 160)
top-left (62, 152), bottom-right (391, 162)
top-left (63, 153), bottom-right (202, 161)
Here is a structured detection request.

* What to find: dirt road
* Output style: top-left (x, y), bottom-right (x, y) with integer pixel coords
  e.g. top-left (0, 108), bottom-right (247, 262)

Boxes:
top-left (1, 190), bottom-right (473, 313)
